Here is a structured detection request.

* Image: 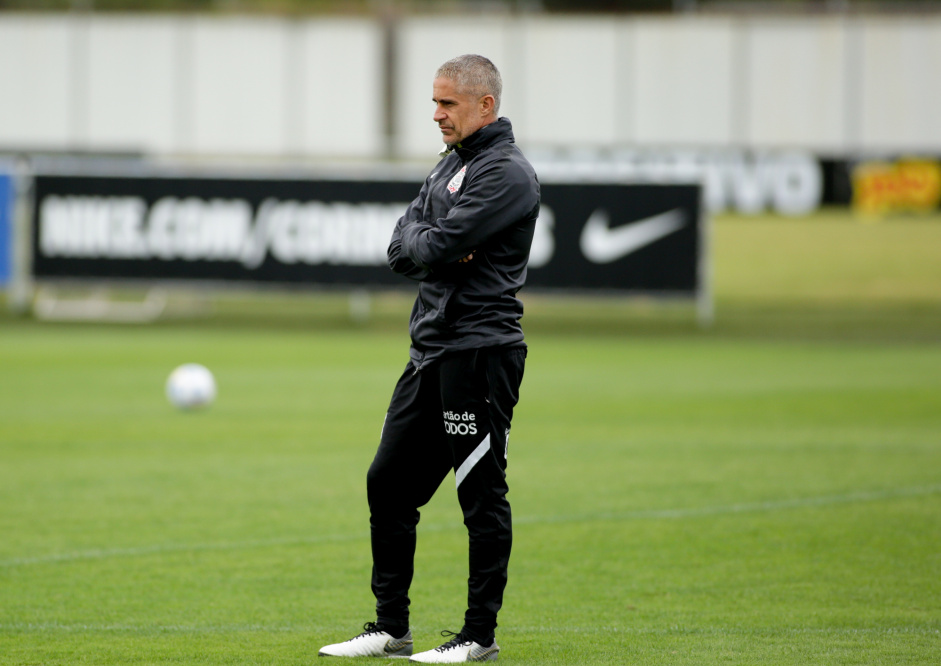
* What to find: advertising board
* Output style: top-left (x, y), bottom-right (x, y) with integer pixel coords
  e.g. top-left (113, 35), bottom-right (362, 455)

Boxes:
top-left (31, 171), bottom-right (705, 298)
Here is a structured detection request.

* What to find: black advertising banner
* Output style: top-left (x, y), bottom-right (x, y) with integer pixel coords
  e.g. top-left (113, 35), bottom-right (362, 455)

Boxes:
top-left (531, 182), bottom-right (701, 291)
top-left (31, 172), bottom-right (704, 295)
top-left (32, 175), bottom-right (416, 287)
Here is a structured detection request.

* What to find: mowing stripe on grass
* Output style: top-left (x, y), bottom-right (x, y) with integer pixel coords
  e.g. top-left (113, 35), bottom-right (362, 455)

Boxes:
top-left (0, 532), bottom-right (369, 568)
top-left (1, 622), bottom-right (938, 637)
top-left (3, 484), bottom-right (939, 569)
top-left (512, 483), bottom-right (941, 526)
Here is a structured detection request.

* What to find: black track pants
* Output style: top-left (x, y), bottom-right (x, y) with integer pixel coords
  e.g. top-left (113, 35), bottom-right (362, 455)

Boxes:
top-left (367, 347), bottom-right (526, 644)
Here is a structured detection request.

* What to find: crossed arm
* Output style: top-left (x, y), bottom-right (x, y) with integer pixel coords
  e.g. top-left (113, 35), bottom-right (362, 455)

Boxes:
top-left (388, 160), bottom-right (531, 279)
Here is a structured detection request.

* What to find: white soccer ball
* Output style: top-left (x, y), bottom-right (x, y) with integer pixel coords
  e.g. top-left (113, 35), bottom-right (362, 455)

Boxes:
top-left (166, 363), bottom-right (217, 410)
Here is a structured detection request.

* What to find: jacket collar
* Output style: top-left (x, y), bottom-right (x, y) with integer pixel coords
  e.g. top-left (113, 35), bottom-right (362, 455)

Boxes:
top-left (438, 117), bottom-right (514, 160)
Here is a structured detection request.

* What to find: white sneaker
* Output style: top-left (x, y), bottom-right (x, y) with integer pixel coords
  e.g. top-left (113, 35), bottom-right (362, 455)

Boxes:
top-left (319, 622), bottom-right (413, 658)
top-left (409, 632), bottom-right (499, 663)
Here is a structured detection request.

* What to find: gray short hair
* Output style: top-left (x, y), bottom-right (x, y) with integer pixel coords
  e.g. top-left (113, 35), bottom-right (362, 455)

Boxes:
top-left (435, 54), bottom-right (502, 115)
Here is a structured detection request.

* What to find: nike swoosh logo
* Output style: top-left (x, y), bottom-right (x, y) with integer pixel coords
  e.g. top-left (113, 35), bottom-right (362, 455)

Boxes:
top-left (579, 208), bottom-right (686, 264)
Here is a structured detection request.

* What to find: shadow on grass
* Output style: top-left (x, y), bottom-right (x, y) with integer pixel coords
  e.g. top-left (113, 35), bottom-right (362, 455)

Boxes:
top-left (3, 289), bottom-right (939, 344)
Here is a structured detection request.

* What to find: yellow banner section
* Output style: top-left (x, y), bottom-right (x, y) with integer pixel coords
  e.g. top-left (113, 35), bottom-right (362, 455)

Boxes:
top-left (852, 159), bottom-right (941, 218)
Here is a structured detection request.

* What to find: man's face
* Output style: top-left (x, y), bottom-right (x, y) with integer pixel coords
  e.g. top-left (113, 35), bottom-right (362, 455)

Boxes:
top-left (433, 77), bottom-right (490, 146)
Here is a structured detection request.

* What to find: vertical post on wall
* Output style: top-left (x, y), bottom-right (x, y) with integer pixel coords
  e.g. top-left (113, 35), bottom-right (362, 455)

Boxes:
top-left (284, 16), bottom-right (306, 160)
top-left (729, 15), bottom-right (750, 150)
top-left (614, 18), bottom-right (637, 146)
top-left (7, 161), bottom-right (34, 316)
top-left (696, 198), bottom-right (714, 329)
top-left (173, 16), bottom-right (196, 157)
top-left (842, 14), bottom-right (863, 155)
top-left (69, 5), bottom-right (92, 151)
top-left (378, 0), bottom-right (398, 161)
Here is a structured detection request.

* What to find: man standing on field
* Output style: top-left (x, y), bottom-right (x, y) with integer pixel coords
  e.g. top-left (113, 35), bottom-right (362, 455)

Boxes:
top-left (319, 54), bottom-right (539, 663)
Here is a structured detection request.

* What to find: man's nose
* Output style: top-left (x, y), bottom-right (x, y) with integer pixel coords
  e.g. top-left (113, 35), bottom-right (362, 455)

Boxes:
top-left (433, 105), bottom-right (446, 123)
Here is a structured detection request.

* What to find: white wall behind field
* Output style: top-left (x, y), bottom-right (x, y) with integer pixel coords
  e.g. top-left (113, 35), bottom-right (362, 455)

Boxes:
top-left (0, 13), bottom-right (385, 159)
top-left (0, 12), bottom-right (939, 161)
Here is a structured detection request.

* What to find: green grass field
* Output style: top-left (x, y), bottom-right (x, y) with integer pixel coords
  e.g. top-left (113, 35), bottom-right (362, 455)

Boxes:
top-left (2, 211), bottom-right (940, 664)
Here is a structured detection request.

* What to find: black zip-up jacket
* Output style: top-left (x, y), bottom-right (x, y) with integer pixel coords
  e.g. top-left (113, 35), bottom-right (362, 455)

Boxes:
top-left (388, 118), bottom-right (540, 368)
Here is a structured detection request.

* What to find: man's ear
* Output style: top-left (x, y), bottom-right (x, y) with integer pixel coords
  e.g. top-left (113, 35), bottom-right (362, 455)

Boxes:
top-left (479, 94), bottom-right (496, 117)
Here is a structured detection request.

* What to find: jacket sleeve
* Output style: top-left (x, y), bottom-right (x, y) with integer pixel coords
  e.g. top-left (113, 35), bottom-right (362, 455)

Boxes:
top-left (399, 158), bottom-right (537, 269)
top-left (388, 182), bottom-right (431, 281)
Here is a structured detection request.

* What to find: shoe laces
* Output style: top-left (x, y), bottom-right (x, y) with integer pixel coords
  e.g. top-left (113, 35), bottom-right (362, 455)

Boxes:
top-left (435, 630), bottom-right (473, 652)
top-left (358, 622), bottom-right (385, 637)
